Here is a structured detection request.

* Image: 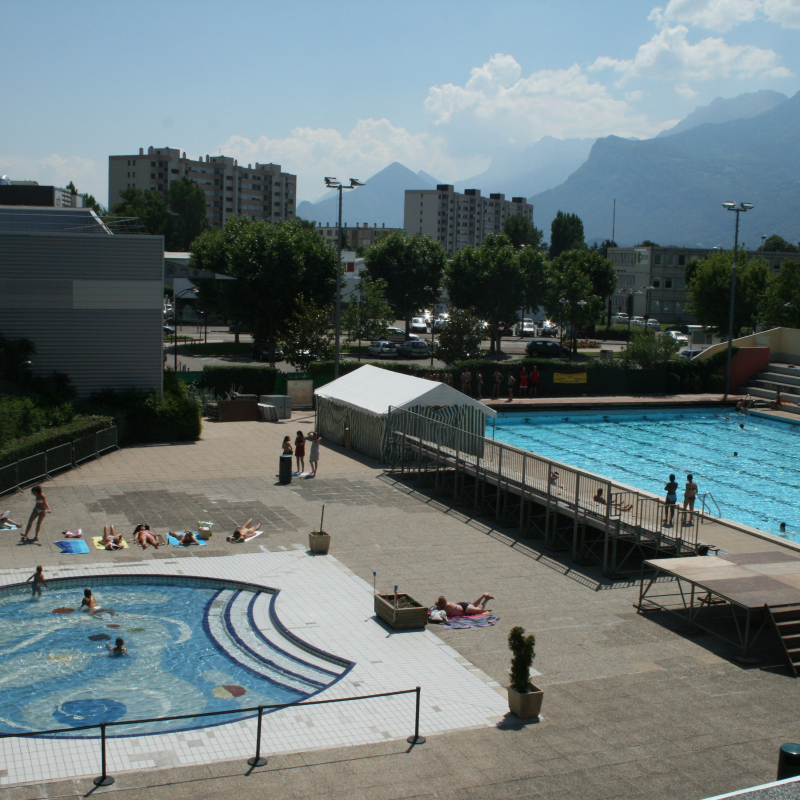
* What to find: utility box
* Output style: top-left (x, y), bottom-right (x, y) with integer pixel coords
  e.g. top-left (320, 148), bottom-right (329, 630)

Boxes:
top-left (261, 395), bottom-right (292, 419)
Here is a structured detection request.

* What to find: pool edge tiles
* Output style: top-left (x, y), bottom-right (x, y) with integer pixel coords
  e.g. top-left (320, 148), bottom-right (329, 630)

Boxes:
top-left (0, 552), bottom-right (510, 788)
top-left (0, 573), bottom-right (355, 739)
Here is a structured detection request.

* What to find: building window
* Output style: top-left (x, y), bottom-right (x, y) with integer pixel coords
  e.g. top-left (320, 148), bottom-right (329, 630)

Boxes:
top-left (665, 279), bottom-right (673, 289)
top-left (652, 277), bottom-right (661, 288)
top-left (678, 254), bottom-right (686, 266)
top-left (653, 254), bottom-right (662, 265)
top-left (650, 299), bottom-right (661, 313)
top-left (662, 300), bottom-right (672, 313)
top-left (675, 301), bottom-right (683, 312)
top-left (676, 278), bottom-right (685, 290)
top-left (665, 254), bottom-right (674, 266)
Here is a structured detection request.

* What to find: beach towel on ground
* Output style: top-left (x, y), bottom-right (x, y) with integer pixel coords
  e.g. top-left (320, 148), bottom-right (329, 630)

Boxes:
top-left (56, 540), bottom-right (90, 555)
top-left (227, 530), bottom-right (263, 543)
top-left (92, 536), bottom-right (129, 550)
top-left (0, 524), bottom-right (20, 530)
top-left (442, 613), bottom-right (498, 630)
top-left (167, 533), bottom-right (207, 547)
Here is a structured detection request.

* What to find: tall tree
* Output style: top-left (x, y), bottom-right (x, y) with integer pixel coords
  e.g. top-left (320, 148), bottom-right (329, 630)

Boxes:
top-left (364, 232), bottom-right (446, 333)
top-left (519, 245), bottom-right (547, 316)
top-left (167, 176), bottom-right (209, 250)
top-left (435, 309), bottom-right (485, 365)
top-left (282, 299), bottom-right (335, 369)
top-left (759, 235), bottom-right (798, 253)
top-left (445, 233), bottom-right (525, 355)
top-left (687, 250), bottom-right (770, 336)
top-left (190, 217), bottom-right (337, 362)
top-left (759, 262), bottom-right (800, 328)
top-left (549, 211), bottom-right (585, 258)
top-left (110, 187), bottom-right (174, 243)
top-left (502, 215), bottom-right (544, 250)
top-left (341, 275), bottom-right (394, 354)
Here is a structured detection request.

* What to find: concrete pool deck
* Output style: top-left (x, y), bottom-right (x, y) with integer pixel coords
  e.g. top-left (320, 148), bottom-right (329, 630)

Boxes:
top-left (0, 409), bottom-right (799, 799)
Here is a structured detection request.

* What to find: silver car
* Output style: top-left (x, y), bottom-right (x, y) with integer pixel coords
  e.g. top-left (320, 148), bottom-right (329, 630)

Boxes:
top-left (367, 340), bottom-right (398, 358)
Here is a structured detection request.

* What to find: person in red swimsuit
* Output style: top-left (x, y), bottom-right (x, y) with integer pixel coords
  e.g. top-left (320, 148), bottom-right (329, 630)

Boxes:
top-left (530, 365), bottom-right (540, 397)
top-left (519, 367), bottom-right (529, 398)
top-left (294, 430), bottom-right (306, 474)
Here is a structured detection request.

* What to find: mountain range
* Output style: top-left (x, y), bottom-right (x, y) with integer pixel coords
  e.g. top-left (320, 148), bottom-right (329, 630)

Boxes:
top-left (295, 90), bottom-right (800, 245)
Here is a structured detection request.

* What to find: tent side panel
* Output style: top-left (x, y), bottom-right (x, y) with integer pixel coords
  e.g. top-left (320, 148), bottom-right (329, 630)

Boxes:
top-left (317, 396), bottom-right (347, 446)
top-left (318, 397), bottom-right (385, 461)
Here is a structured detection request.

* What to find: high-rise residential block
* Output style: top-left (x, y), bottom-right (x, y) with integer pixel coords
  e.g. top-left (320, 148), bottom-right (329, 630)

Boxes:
top-left (109, 146), bottom-right (296, 228)
top-left (404, 185), bottom-right (533, 254)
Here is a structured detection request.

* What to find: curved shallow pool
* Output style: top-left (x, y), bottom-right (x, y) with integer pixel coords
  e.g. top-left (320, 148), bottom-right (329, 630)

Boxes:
top-left (491, 408), bottom-right (800, 541)
top-left (0, 576), bottom-right (351, 736)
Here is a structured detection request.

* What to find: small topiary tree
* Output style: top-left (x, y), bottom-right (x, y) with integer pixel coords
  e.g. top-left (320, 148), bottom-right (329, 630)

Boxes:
top-left (508, 626), bottom-right (536, 693)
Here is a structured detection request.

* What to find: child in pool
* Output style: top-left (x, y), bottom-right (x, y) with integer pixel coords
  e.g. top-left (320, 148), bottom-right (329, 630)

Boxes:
top-left (26, 565), bottom-right (47, 597)
top-left (106, 637), bottom-right (127, 656)
top-left (81, 588), bottom-right (115, 616)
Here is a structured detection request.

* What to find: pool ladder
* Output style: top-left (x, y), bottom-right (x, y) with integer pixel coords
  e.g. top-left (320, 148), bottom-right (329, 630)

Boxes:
top-left (699, 492), bottom-right (721, 520)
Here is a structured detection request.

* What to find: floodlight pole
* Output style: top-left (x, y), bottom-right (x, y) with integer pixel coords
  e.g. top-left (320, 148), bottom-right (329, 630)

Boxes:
top-left (722, 202), bottom-right (753, 401)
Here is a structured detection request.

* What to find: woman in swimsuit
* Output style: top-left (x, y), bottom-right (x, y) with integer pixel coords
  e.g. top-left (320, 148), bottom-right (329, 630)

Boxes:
top-left (434, 593), bottom-right (493, 617)
top-left (81, 588), bottom-right (115, 616)
top-left (101, 525), bottom-right (125, 550)
top-left (227, 519), bottom-right (261, 542)
top-left (306, 431), bottom-right (321, 476)
top-left (175, 531), bottom-right (199, 546)
top-left (663, 474), bottom-right (679, 526)
top-left (294, 430), bottom-right (306, 474)
top-left (133, 523), bottom-right (159, 549)
top-left (23, 485), bottom-right (50, 542)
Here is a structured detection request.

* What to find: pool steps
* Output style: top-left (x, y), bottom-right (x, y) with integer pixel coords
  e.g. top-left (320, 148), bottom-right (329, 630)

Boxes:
top-left (205, 590), bottom-right (347, 695)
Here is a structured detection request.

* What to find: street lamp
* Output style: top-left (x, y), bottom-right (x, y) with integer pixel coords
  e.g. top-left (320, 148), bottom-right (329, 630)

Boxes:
top-left (559, 297), bottom-right (588, 359)
top-left (325, 177), bottom-right (364, 378)
top-left (721, 201), bottom-right (754, 401)
top-left (641, 285), bottom-right (656, 324)
top-left (424, 285), bottom-right (440, 366)
top-left (173, 287), bottom-right (198, 372)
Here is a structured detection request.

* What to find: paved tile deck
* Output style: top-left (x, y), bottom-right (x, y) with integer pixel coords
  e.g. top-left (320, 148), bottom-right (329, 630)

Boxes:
top-left (0, 410), bottom-right (798, 800)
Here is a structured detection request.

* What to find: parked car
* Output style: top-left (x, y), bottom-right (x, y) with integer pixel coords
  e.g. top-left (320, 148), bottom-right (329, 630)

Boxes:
top-left (611, 312), bottom-right (629, 324)
top-left (666, 324), bottom-right (691, 335)
top-left (515, 319), bottom-right (536, 337)
top-left (646, 318), bottom-right (661, 330)
top-left (409, 317), bottom-right (428, 334)
top-left (397, 340), bottom-right (430, 359)
top-left (539, 320), bottom-right (559, 337)
top-left (228, 322), bottom-right (251, 333)
top-left (497, 321), bottom-right (515, 336)
top-left (382, 327), bottom-right (419, 343)
top-left (163, 324), bottom-right (176, 335)
top-left (255, 345), bottom-right (284, 362)
top-left (630, 316), bottom-right (646, 327)
top-left (665, 330), bottom-right (689, 346)
top-left (525, 340), bottom-right (572, 358)
top-left (367, 340), bottom-right (398, 358)
top-left (679, 349), bottom-right (704, 359)
top-left (433, 313), bottom-right (450, 332)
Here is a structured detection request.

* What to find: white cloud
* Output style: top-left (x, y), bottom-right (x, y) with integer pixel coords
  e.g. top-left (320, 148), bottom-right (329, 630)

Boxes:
top-left (219, 119), bottom-right (485, 203)
top-left (424, 55), bottom-right (666, 147)
top-left (650, 0), bottom-right (800, 31)
top-left (0, 153), bottom-right (104, 202)
top-left (591, 23), bottom-right (791, 82)
top-left (674, 81), bottom-right (700, 97)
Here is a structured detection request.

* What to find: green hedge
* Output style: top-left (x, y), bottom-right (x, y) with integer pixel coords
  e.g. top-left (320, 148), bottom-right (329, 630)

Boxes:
top-left (201, 365), bottom-right (279, 397)
top-left (0, 416), bottom-right (113, 468)
top-left (184, 342), bottom-right (253, 357)
top-left (78, 372), bottom-right (201, 445)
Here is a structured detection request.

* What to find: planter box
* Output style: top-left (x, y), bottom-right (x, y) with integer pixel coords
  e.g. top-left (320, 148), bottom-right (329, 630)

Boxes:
top-left (508, 685), bottom-right (543, 720)
top-left (308, 532), bottom-right (330, 554)
top-left (374, 593), bottom-right (428, 630)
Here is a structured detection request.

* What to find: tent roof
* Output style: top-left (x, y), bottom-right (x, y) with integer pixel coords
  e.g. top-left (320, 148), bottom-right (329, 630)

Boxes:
top-left (314, 365), bottom-right (496, 418)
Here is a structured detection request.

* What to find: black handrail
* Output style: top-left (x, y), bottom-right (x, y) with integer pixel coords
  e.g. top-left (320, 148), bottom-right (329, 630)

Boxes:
top-left (0, 686), bottom-right (425, 787)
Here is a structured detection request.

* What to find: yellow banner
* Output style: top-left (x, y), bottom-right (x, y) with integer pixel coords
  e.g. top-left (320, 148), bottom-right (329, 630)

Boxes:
top-left (553, 372), bottom-right (587, 384)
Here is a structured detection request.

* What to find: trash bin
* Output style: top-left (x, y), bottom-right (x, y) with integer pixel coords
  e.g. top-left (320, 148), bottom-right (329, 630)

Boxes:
top-left (279, 454), bottom-right (293, 484)
top-left (777, 744), bottom-right (800, 780)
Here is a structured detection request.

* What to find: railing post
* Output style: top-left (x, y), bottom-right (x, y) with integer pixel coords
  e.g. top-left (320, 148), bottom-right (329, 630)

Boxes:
top-left (93, 723), bottom-right (115, 786)
top-left (406, 686), bottom-right (426, 745)
top-left (519, 454), bottom-right (527, 533)
top-left (495, 446), bottom-right (503, 520)
top-left (248, 706), bottom-right (268, 766)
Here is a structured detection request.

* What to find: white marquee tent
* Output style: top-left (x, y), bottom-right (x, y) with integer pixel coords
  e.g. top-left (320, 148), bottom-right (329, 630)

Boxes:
top-left (314, 365), bottom-right (496, 461)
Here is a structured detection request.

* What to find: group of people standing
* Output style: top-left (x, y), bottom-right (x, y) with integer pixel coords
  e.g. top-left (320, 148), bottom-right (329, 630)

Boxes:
top-left (428, 367), bottom-right (541, 402)
top-left (663, 473), bottom-right (699, 527)
top-left (282, 430), bottom-right (321, 476)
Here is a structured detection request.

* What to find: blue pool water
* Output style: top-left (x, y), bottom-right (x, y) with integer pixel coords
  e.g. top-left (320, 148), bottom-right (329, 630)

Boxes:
top-left (0, 580), bottom-right (347, 736)
top-left (490, 408), bottom-right (800, 541)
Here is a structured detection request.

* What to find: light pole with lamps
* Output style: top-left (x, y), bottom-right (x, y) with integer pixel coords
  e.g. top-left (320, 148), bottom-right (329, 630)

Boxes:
top-left (172, 287), bottom-right (198, 372)
top-left (722, 201), bottom-right (753, 401)
top-left (618, 288), bottom-right (642, 346)
top-left (641, 285), bottom-right (656, 324)
top-left (324, 177), bottom-right (364, 379)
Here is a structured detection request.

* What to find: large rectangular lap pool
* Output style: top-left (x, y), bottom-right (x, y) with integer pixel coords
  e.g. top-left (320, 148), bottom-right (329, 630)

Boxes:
top-left (490, 408), bottom-right (800, 541)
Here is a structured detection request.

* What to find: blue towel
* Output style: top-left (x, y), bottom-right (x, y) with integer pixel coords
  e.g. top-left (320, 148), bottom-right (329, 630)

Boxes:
top-left (56, 540), bottom-right (90, 554)
top-left (167, 533), bottom-right (207, 547)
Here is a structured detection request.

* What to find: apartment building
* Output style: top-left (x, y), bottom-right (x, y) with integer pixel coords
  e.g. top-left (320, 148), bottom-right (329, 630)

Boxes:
top-left (315, 221), bottom-right (401, 251)
top-left (0, 181), bottom-right (83, 208)
top-left (404, 185), bottom-right (533, 255)
top-left (109, 146), bottom-right (296, 228)
top-left (608, 245), bottom-right (800, 325)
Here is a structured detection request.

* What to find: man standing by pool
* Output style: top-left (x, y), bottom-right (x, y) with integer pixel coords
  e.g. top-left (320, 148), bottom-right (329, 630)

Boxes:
top-left (681, 474), bottom-right (698, 526)
top-left (530, 365), bottom-right (540, 397)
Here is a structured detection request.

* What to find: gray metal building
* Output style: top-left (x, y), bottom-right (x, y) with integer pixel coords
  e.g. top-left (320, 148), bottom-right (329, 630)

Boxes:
top-left (0, 208), bottom-right (164, 397)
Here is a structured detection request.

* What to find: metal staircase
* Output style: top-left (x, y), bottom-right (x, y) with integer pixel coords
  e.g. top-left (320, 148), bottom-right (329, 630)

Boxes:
top-left (766, 603), bottom-right (800, 676)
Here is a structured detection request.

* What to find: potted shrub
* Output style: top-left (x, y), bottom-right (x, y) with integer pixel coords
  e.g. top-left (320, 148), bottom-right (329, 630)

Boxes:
top-left (507, 626), bottom-right (543, 719)
top-left (374, 590), bottom-right (428, 630)
top-left (309, 505), bottom-right (331, 554)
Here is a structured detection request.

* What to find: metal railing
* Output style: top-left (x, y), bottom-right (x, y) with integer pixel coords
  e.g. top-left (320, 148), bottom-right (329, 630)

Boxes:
top-left (0, 427), bottom-right (118, 496)
top-left (0, 686), bottom-right (426, 787)
top-left (699, 491), bottom-right (721, 518)
top-left (386, 408), bottom-right (703, 573)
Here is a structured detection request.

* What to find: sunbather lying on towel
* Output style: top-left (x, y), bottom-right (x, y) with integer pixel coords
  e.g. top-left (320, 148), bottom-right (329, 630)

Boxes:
top-left (173, 530), bottom-right (200, 546)
top-left (434, 593), bottom-right (493, 618)
top-left (227, 519), bottom-right (262, 542)
top-left (0, 511), bottom-right (20, 528)
top-left (133, 523), bottom-right (160, 549)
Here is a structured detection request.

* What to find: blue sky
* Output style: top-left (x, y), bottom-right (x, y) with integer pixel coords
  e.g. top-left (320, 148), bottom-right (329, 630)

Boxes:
top-left (2, 0), bottom-right (798, 205)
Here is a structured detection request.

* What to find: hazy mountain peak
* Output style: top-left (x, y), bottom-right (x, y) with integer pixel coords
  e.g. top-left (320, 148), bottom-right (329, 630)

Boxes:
top-left (657, 90), bottom-right (788, 138)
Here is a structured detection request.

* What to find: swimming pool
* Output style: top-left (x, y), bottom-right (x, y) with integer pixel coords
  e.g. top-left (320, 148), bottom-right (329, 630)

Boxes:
top-left (490, 408), bottom-right (800, 541)
top-left (0, 576), bottom-right (351, 737)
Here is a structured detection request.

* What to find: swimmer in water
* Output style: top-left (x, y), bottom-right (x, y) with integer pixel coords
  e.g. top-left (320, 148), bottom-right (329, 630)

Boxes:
top-left (106, 637), bottom-right (127, 656)
top-left (81, 588), bottom-right (115, 616)
top-left (26, 565), bottom-right (47, 597)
